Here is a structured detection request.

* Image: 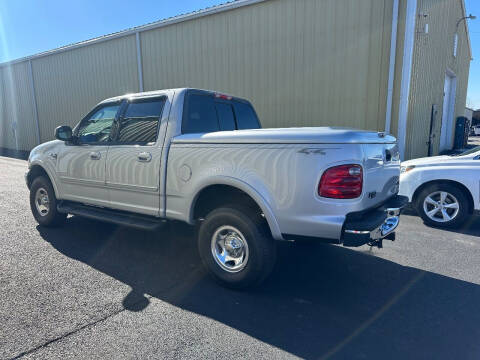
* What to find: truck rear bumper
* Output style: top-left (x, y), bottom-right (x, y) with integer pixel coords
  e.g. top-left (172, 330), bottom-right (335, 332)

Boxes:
top-left (342, 195), bottom-right (408, 247)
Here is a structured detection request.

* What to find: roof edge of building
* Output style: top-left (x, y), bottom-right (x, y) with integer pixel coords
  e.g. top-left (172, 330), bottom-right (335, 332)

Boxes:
top-left (0, 0), bottom-right (267, 68)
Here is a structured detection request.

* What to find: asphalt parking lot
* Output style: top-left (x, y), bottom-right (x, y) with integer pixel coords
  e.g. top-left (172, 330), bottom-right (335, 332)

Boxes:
top-left (1, 155), bottom-right (480, 360)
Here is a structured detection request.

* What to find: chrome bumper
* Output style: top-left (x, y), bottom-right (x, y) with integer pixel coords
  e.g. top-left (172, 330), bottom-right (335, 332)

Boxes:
top-left (342, 195), bottom-right (408, 247)
top-left (345, 213), bottom-right (399, 241)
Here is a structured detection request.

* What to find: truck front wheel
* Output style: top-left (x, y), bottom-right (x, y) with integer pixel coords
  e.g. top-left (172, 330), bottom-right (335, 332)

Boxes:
top-left (198, 206), bottom-right (276, 289)
top-left (29, 176), bottom-right (66, 227)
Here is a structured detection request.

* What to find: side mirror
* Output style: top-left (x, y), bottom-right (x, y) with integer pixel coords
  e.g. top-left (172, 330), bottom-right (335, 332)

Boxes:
top-left (54, 125), bottom-right (73, 142)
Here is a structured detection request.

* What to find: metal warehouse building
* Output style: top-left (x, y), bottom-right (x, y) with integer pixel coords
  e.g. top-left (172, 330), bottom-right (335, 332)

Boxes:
top-left (0, 0), bottom-right (472, 160)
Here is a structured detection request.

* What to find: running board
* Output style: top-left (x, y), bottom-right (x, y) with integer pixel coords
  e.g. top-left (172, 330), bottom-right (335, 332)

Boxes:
top-left (57, 202), bottom-right (166, 231)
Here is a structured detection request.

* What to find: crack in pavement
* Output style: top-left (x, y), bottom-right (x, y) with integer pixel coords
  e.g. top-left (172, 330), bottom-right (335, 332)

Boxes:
top-left (10, 303), bottom-right (128, 360)
top-left (9, 268), bottom-right (204, 359)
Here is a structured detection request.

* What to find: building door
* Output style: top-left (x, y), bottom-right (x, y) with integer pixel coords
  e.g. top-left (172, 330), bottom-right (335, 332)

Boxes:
top-left (439, 72), bottom-right (457, 152)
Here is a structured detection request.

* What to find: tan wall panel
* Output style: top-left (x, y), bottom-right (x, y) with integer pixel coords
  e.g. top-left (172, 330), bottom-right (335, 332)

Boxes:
top-left (0, 63), bottom-right (38, 151)
top-left (141, 0), bottom-right (393, 131)
top-left (390, 0), bottom-right (408, 140)
top-left (405, 0), bottom-right (471, 159)
top-left (0, 0), bottom-right (472, 157)
top-left (0, 70), bottom-right (8, 149)
top-left (32, 35), bottom-right (139, 143)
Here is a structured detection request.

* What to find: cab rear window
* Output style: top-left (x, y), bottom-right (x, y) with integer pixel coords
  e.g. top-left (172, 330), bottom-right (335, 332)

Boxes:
top-left (233, 101), bottom-right (260, 130)
top-left (182, 91), bottom-right (260, 134)
top-left (215, 103), bottom-right (236, 131)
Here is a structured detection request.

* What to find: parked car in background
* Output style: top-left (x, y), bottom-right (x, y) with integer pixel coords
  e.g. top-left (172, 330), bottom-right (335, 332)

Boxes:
top-left (472, 125), bottom-right (480, 136)
top-left (26, 88), bottom-right (407, 288)
top-left (399, 146), bottom-right (480, 228)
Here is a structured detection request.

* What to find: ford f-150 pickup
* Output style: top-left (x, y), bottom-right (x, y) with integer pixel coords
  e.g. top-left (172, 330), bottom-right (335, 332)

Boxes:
top-left (26, 88), bottom-right (407, 288)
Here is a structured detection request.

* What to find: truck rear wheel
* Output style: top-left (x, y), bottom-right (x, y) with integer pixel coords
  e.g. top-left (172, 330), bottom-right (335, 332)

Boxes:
top-left (198, 206), bottom-right (276, 289)
top-left (29, 176), bottom-right (66, 227)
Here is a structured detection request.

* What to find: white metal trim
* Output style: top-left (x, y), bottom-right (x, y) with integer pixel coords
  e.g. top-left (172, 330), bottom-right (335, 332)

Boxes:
top-left (28, 60), bottom-right (41, 145)
top-left (385, 0), bottom-right (399, 134)
top-left (397, 0), bottom-right (417, 160)
top-left (135, 32), bottom-right (144, 92)
top-left (460, 0), bottom-right (473, 60)
top-left (0, 0), bottom-right (268, 68)
top-left (443, 68), bottom-right (457, 151)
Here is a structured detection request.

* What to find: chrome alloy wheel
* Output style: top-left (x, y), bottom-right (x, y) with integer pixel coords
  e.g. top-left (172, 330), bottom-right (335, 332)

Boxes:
top-left (35, 187), bottom-right (50, 217)
top-left (423, 191), bottom-right (460, 223)
top-left (211, 225), bottom-right (249, 273)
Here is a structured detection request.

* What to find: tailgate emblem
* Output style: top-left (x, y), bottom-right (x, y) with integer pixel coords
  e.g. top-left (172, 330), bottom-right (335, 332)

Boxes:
top-left (368, 191), bottom-right (377, 199)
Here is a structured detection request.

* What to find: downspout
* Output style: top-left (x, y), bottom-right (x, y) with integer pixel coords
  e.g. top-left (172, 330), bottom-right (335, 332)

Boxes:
top-left (385, 0), bottom-right (399, 134)
top-left (397, 0), bottom-right (417, 160)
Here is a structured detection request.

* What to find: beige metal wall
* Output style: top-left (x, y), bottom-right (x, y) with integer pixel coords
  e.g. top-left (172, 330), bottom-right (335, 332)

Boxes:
top-left (141, 0), bottom-right (394, 132)
top-left (0, 0), bottom-right (395, 152)
top-left (0, 62), bottom-right (38, 151)
top-left (31, 35), bottom-right (140, 143)
top-left (0, 0), bottom-right (470, 158)
top-left (404, 0), bottom-right (471, 159)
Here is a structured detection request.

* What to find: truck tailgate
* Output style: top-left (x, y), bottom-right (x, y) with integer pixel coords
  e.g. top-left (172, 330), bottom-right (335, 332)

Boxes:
top-left (361, 143), bottom-right (401, 208)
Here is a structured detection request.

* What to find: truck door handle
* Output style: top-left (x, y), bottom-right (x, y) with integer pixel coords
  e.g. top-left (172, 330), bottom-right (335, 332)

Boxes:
top-left (89, 151), bottom-right (101, 160)
top-left (137, 152), bottom-right (152, 162)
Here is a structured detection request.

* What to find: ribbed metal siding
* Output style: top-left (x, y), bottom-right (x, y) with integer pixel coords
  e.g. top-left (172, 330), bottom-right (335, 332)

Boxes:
top-left (31, 35), bottom-right (139, 143)
top-left (141, 0), bottom-right (393, 132)
top-left (0, 0), bottom-right (396, 151)
top-left (0, 63), bottom-right (38, 150)
top-left (405, 0), bottom-right (471, 159)
top-left (0, 70), bottom-right (7, 149)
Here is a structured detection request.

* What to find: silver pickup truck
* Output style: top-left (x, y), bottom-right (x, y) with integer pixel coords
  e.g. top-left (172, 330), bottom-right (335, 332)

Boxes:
top-left (26, 88), bottom-right (407, 288)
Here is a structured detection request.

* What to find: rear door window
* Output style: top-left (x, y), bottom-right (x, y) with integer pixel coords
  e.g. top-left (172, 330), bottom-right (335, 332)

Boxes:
top-left (233, 101), bottom-right (260, 130)
top-left (116, 98), bottom-right (166, 144)
top-left (182, 94), bottom-right (219, 134)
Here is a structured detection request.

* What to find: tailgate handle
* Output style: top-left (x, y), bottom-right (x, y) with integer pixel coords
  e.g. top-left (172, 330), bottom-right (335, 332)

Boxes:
top-left (385, 150), bottom-right (392, 162)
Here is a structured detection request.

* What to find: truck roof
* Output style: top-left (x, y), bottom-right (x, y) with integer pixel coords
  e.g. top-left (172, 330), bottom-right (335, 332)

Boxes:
top-left (99, 88), bottom-right (184, 104)
top-left (99, 88), bottom-right (240, 104)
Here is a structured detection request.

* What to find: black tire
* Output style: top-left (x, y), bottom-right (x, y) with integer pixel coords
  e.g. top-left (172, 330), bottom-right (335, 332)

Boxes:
top-left (29, 176), bottom-right (66, 227)
top-left (198, 206), bottom-right (276, 289)
top-left (415, 183), bottom-right (470, 229)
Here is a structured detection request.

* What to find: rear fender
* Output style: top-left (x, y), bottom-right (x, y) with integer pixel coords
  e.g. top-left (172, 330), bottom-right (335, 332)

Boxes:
top-left (188, 176), bottom-right (283, 240)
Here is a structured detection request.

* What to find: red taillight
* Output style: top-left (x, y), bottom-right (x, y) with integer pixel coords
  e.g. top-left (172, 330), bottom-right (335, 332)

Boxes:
top-left (318, 164), bottom-right (363, 199)
top-left (214, 93), bottom-right (233, 100)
